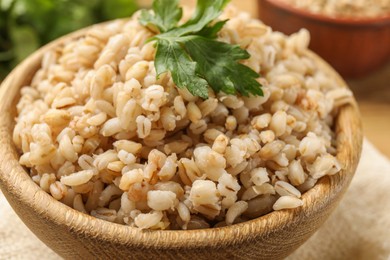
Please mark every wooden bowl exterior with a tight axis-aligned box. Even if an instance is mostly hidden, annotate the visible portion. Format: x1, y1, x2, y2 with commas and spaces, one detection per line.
0, 26, 362, 259
258, 0, 390, 78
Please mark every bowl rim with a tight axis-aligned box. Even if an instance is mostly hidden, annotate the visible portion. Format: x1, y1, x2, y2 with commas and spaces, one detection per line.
0, 22, 363, 251
263, 0, 390, 26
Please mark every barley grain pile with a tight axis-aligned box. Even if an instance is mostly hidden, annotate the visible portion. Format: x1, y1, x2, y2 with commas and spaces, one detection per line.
13, 6, 353, 230
279, 0, 390, 18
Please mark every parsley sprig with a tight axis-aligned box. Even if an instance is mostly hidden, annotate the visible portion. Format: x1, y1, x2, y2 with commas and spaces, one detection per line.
140, 0, 263, 99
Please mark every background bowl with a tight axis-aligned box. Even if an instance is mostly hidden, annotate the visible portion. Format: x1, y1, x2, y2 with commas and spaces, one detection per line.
258, 0, 390, 78
0, 26, 362, 259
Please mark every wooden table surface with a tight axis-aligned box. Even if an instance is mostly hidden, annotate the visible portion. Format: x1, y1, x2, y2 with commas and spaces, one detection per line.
235, 0, 390, 158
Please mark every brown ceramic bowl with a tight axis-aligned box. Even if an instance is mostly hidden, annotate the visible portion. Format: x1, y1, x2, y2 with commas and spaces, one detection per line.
0, 24, 362, 259
258, 0, 390, 78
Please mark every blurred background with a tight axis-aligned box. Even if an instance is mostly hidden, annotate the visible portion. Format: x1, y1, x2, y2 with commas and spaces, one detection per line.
0, 0, 139, 79
0, 0, 389, 157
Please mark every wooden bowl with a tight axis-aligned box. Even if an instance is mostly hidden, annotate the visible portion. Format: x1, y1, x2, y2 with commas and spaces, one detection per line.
258, 0, 390, 78
0, 25, 362, 259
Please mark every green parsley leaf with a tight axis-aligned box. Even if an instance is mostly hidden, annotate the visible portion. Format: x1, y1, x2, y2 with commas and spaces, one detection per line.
197, 20, 228, 39
140, 0, 263, 98
183, 36, 263, 97
139, 0, 182, 33
159, 0, 229, 38
155, 38, 209, 99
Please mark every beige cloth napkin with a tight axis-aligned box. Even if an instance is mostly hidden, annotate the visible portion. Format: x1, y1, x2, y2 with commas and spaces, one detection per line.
1, 139, 390, 260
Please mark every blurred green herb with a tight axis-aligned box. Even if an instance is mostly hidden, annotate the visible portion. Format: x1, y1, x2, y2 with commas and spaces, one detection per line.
0, 0, 138, 80
140, 0, 263, 99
